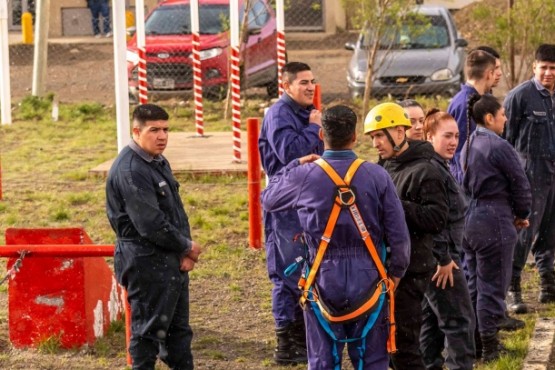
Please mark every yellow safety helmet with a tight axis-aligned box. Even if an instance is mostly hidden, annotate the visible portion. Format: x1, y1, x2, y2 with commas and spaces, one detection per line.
363, 102, 411, 134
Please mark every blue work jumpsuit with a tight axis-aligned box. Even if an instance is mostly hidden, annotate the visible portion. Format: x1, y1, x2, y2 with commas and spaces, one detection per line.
448, 84, 480, 184
262, 150, 410, 369
106, 141, 194, 370
420, 153, 475, 370
258, 93, 324, 328
461, 127, 531, 335
504, 78, 555, 282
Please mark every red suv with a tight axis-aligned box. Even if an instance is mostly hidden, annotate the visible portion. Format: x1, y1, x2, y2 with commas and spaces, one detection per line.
126, 0, 279, 101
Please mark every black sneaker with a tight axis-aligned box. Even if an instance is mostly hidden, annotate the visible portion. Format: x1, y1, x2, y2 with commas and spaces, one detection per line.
497, 316, 525, 331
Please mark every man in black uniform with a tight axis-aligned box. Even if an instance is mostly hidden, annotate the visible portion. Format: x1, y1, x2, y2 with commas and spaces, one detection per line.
106, 104, 201, 369
365, 102, 449, 370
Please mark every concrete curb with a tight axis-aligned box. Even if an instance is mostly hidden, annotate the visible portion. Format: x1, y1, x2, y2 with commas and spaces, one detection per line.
522, 317, 555, 370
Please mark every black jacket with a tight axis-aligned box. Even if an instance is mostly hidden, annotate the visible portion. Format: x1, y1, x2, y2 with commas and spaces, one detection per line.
382, 140, 449, 274
106, 141, 192, 256
430, 153, 468, 266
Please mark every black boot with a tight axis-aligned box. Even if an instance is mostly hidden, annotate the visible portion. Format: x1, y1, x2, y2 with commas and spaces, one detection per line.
480, 332, 501, 363
506, 276, 528, 314
497, 313, 525, 331
289, 320, 307, 353
274, 324, 307, 365
539, 271, 555, 303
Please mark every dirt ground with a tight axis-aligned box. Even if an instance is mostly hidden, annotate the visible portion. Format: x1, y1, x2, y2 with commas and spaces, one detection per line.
6, 35, 354, 107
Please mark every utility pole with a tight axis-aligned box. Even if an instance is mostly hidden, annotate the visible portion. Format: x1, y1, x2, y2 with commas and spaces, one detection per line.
508, 0, 516, 88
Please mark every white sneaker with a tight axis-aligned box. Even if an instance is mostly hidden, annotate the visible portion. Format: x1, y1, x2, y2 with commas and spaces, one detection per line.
105, 32, 113, 38
94, 34, 101, 38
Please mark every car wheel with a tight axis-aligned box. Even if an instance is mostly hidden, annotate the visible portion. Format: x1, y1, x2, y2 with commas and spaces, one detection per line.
203, 85, 227, 101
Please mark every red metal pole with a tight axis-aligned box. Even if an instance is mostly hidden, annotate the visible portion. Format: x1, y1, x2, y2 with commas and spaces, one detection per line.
124, 289, 132, 366
0, 244, 114, 257
138, 47, 148, 104
247, 118, 262, 249
313, 83, 322, 111
230, 46, 242, 162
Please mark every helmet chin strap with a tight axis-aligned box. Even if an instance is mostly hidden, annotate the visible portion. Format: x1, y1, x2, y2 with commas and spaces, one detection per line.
383, 128, 406, 152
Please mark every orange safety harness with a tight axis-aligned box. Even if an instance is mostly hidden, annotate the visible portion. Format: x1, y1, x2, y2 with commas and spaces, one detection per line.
298, 158, 398, 354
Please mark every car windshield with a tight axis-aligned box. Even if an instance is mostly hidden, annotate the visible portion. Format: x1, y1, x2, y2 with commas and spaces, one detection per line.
145, 5, 229, 35
362, 15, 449, 50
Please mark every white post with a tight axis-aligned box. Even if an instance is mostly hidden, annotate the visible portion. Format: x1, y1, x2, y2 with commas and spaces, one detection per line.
113, 0, 131, 152
276, 0, 285, 97
191, 0, 204, 136
0, 0, 12, 124
230, 0, 241, 162
31, 0, 50, 97
135, 0, 147, 104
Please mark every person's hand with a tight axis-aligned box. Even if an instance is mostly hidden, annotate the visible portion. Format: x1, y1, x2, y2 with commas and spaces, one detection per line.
309, 109, 322, 127
180, 256, 196, 271
431, 260, 459, 289
187, 241, 202, 262
299, 154, 320, 165
389, 276, 400, 292
514, 218, 530, 230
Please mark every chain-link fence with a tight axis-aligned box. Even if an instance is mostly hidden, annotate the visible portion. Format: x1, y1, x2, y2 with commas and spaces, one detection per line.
4, 0, 532, 109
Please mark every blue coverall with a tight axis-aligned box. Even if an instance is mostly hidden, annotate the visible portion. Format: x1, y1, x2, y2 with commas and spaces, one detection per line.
448, 84, 479, 184
106, 141, 194, 370
258, 93, 324, 328
262, 150, 410, 369
420, 153, 475, 370
504, 78, 555, 283
461, 127, 531, 336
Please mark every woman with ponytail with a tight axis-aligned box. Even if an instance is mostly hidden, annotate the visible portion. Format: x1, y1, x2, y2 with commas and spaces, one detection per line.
461, 94, 531, 362
420, 110, 475, 369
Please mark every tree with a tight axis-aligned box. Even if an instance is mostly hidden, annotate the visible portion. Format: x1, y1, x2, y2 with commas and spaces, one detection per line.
343, 0, 421, 118
471, 0, 555, 89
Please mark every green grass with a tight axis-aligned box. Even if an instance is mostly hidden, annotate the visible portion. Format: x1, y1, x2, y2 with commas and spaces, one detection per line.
0, 96, 549, 369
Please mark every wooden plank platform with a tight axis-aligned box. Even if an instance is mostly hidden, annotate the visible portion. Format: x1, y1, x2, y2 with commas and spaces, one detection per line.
89, 132, 250, 176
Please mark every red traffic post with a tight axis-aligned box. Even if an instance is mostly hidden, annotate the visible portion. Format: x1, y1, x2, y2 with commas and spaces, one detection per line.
247, 117, 263, 249
1, 228, 124, 350
313, 83, 322, 111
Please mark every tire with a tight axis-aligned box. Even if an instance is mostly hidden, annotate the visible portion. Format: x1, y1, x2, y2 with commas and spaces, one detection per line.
203, 85, 227, 101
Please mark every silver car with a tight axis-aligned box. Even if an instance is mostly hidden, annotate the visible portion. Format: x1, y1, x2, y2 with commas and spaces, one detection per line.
345, 5, 468, 99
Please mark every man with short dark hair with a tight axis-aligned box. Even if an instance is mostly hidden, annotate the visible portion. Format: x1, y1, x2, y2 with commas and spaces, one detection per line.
258, 61, 324, 365
262, 105, 410, 369
448, 50, 497, 183
475, 46, 503, 89
106, 104, 201, 369
504, 44, 555, 313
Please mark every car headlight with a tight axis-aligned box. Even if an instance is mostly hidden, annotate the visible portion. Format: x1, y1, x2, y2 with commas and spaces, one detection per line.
127, 50, 139, 66
355, 70, 366, 82
193, 48, 223, 61
431, 68, 453, 81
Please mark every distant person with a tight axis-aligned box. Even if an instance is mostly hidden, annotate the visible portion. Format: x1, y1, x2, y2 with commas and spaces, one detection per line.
106, 104, 201, 369
88, 0, 112, 38
258, 61, 324, 365
399, 99, 425, 141
420, 109, 475, 369
462, 94, 531, 362
448, 50, 497, 183
475, 46, 503, 91
262, 105, 410, 369
365, 102, 449, 370
504, 44, 555, 314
